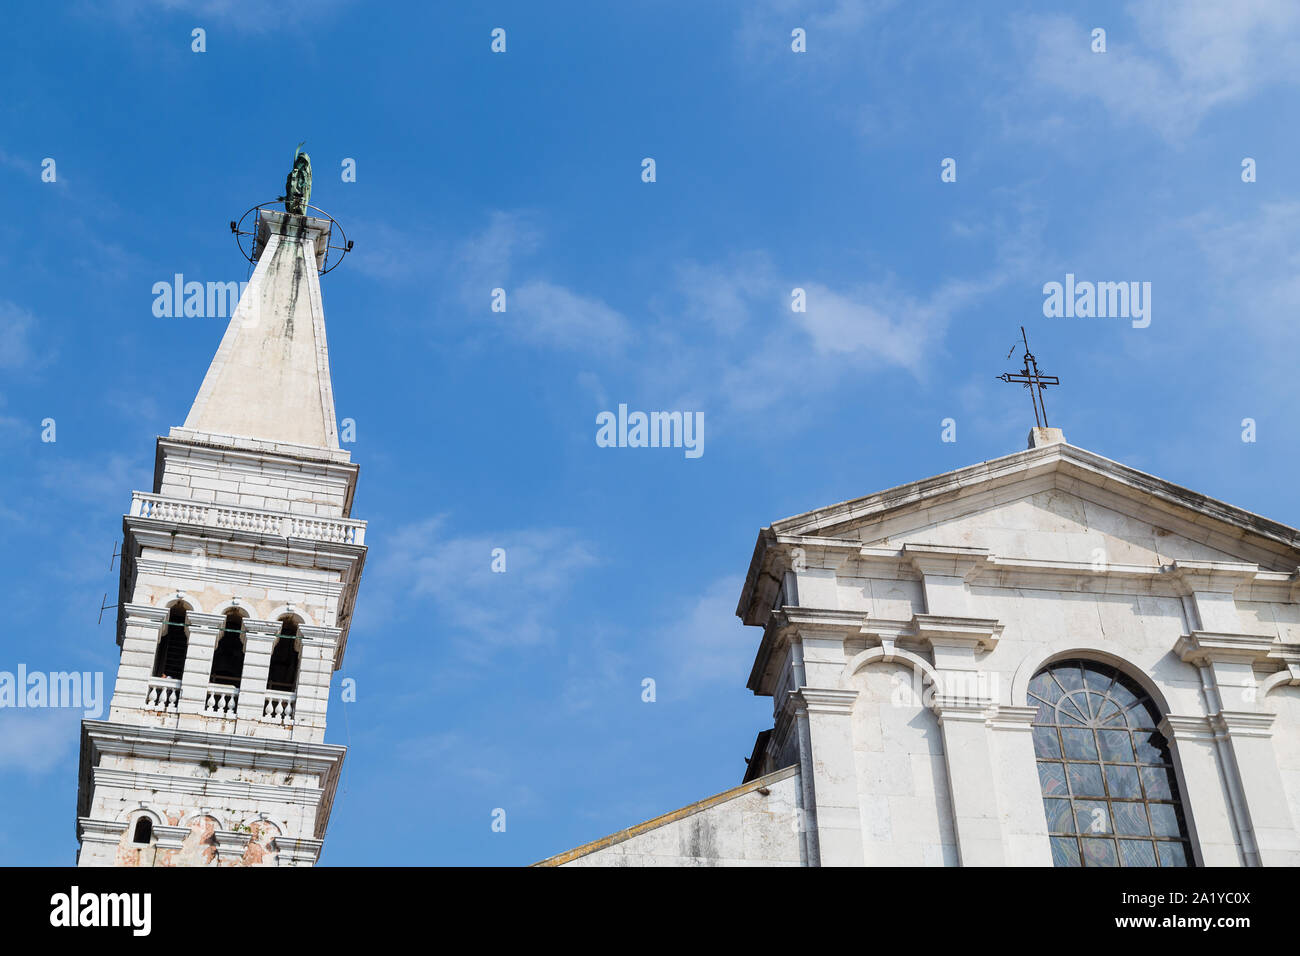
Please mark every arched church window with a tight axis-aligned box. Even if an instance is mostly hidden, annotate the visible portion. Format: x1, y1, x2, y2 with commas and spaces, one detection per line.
1029, 659, 1193, 867
131, 816, 153, 844
151, 604, 189, 679
209, 612, 246, 686
267, 619, 301, 692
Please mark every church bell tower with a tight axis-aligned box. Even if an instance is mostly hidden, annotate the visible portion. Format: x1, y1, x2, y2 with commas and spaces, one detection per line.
75, 162, 366, 866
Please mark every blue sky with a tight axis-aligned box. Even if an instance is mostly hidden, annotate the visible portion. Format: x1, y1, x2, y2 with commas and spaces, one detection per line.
2, 1, 1299, 865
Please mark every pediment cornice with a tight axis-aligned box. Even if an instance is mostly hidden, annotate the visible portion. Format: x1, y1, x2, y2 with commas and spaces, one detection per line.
739, 442, 1300, 626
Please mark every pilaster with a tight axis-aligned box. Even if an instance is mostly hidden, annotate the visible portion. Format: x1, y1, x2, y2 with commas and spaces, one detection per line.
987, 705, 1053, 865
1173, 628, 1300, 865
178, 613, 223, 718
791, 687, 862, 866
1159, 715, 1245, 866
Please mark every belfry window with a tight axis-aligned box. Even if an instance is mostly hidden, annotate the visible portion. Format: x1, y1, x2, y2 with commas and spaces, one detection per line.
209, 613, 246, 687
267, 619, 301, 692
1030, 659, 1193, 867
131, 817, 153, 845
151, 604, 189, 679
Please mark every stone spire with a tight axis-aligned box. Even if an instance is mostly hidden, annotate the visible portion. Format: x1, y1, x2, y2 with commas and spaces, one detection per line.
180, 211, 340, 451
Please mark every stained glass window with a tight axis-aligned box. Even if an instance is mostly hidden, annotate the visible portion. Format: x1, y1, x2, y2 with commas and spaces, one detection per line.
1030, 659, 1193, 867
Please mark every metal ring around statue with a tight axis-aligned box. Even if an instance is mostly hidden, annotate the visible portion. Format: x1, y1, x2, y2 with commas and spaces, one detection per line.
231, 201, 353, 275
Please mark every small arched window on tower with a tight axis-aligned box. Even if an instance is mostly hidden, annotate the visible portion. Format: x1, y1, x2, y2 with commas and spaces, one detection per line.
267, 618, 301, 693
209, 612, 246, 686
151, 604, 189, 679
131, 816, 153, 845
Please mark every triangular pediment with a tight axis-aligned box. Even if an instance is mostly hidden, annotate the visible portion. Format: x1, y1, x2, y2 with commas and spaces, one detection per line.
740, 441, 1300, 622
776, 443, 1300, 570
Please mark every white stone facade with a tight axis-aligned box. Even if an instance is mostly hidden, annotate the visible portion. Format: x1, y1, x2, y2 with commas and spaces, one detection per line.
552, 428, 1300, 866
76, 211, 365, 867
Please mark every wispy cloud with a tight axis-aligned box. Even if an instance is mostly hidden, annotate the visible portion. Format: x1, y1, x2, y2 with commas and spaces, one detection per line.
374, 517, 600, 660
1016, 3, 1300, 141
91, 0, 355, 33
656, 575, 753, 694
0, 301, 44, 372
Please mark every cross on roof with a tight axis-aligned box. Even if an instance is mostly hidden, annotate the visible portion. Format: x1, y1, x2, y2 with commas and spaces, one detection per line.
997, 326, 1060, 428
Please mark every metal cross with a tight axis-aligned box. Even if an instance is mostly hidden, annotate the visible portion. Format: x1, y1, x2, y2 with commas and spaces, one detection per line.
997, 326, 1060, 428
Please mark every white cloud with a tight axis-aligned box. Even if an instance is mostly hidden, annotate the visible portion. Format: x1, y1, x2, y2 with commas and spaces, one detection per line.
1019, 3, 1300, 141
0, 301, 39, 371
512, 280, 632, 354
376, 518, 600, 659
93, 0, 353, 32
658, 575, 753, 692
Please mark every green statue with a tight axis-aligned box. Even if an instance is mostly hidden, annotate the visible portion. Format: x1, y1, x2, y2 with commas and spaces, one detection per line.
280, 143, 312, 215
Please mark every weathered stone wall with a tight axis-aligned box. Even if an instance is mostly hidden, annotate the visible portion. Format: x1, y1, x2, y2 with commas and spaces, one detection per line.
555, 766, 802, 867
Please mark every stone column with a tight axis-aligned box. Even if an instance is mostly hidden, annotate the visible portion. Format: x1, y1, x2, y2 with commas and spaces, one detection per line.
109, 605, 169, 716
178, 612, 222, 717
294, 627, 339, 740
238, 620, 279, 724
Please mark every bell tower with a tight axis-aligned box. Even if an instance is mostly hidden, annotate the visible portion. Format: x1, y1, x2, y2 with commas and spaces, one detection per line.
75, 169, 366, 867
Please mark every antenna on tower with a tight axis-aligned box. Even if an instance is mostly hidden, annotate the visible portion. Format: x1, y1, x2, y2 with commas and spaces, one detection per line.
98, 593, 119, 627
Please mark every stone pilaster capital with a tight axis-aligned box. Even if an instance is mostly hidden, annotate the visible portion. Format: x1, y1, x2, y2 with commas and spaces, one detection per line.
933, 698, 994, 723
1168, 560, 1259, 594
1210, 710, 1277, 738
1175, 631, 1276, 666
213, 829, 252, 862
77, 818, 127, 845
185, 612, 225, 632
902, 543, 991, 579
243, 620, 283, 640
792, 686, 858, 716
122, 604, 170, 627
1159, 714, 1215, 742
299, 625, 342, 644
154, 825, 190, 850
988, 705, 1038, 730
912, 613, 1002, 651
271, 835, 323, 865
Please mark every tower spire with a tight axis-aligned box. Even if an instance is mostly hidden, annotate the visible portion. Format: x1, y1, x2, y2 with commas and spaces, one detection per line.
181, 208, 340, 450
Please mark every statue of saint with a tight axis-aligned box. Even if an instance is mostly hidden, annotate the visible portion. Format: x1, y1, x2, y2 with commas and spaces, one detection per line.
280, 144, 312, 215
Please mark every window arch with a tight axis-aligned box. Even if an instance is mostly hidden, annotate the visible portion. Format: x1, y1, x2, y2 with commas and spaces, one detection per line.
131, 816, 153, 845
1029, 659, 1193, 867
267, 618, 301, 693
209, 612, 246, 686
152, 603, 189, 679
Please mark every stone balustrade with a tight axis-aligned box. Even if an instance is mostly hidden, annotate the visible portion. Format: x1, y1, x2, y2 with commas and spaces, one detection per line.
262, 690, 296, 724
130, 491, 365, 545
144, 678, 182, 712
204, 686, 239, 716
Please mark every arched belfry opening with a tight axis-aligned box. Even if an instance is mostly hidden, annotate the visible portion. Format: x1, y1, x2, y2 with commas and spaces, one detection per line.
209, 611, 246, 686
268, 618, 301, 693
152, 603, 189, 680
